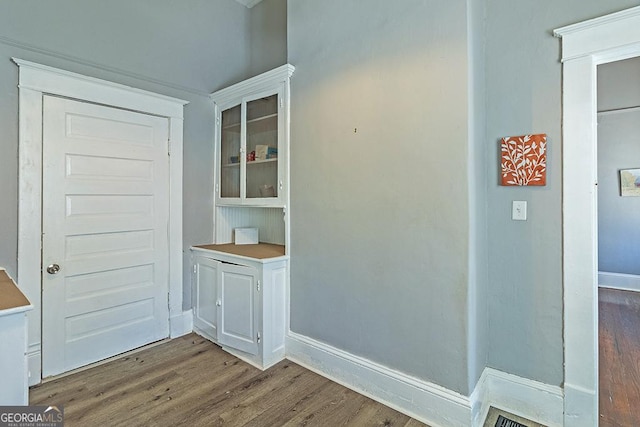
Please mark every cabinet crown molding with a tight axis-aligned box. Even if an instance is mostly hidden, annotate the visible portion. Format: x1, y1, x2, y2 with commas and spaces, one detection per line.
210, 64, 295, 107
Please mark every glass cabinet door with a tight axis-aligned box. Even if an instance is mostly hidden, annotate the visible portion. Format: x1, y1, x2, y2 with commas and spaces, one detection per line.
245, 94, 279, 200
220, 104, 241, 198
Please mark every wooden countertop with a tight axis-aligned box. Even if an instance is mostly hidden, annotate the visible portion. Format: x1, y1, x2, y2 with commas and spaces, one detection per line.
0, 269, 32, 314
193, 243, 286, 260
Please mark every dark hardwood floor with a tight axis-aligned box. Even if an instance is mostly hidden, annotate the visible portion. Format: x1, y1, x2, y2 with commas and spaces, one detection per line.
599, 287, 640, 427
30, 334, 427, 427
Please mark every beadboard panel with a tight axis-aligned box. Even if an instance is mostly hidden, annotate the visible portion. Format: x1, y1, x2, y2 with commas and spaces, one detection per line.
215, 206, 285, 245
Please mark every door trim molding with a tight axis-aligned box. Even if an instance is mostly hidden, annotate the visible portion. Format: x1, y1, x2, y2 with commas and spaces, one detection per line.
13, 58, 188, 385
554, 6, 640, 426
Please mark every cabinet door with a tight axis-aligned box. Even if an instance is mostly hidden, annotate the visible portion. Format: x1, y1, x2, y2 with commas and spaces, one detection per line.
192, 256, 219, 341
219, 104, 241, 200
218, 262, 259, 355
215, 89, 285, 206
244, 90, 282, 202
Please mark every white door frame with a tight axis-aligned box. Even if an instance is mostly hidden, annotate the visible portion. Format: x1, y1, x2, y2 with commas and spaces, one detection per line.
14, 58, 188, 385
554, 7, 640, 426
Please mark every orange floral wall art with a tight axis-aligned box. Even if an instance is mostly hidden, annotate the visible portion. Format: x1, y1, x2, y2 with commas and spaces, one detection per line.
500, 134, 547, 186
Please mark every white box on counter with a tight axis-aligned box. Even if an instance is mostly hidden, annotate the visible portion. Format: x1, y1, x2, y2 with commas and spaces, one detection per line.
234, 227, 259, 245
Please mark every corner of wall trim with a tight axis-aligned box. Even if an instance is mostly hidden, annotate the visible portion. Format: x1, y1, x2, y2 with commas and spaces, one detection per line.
472, 367, 564, 427
170, 310, 193, 338
285, 331, 472, 427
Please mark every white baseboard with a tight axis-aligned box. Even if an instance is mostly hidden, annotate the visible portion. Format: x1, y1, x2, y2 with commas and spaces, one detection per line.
598, 271, 640, 292
27, 345, 41, 387
471, 368, 563, 427
286, 331, 472, 427
563, 382, 597, 427
170, 309, 193, 338
286, 331, 564, 427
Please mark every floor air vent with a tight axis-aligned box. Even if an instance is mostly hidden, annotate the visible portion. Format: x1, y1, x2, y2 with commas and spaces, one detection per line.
495, 415, 527, 427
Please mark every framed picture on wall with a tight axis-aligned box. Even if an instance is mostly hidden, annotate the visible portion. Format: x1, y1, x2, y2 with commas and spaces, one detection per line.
620, 168, 640, 197
500, 133, 547, 186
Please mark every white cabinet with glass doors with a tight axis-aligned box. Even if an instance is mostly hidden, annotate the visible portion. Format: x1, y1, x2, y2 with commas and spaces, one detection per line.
212, 64, 294, 207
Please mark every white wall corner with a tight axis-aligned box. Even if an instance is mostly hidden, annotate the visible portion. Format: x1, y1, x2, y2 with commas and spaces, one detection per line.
469, 370, 490, 427
471, 368, 564, 427
170, 310, 193, 338
285, 332, 472, 427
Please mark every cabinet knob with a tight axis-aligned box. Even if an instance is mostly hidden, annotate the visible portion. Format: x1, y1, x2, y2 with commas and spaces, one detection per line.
216, 300, 221, 307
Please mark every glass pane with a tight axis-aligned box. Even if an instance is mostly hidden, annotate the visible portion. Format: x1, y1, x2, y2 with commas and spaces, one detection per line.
220, 105, 241, 198
246, 94, 278, 199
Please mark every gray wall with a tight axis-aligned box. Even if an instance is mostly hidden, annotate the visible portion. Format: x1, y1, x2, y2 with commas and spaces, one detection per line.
598, 57, 640, 112
250, 0, 287, 76
0, 0, 253, 309
289, 0, 640, 395
484, 0, 640, 386
598, 58, 640, 276
288, 0, 472, 394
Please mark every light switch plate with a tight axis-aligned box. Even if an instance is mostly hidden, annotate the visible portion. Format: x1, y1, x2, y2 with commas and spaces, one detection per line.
512, 201, 527, 221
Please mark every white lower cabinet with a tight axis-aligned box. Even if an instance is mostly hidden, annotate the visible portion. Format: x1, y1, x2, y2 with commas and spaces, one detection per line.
0, 270, 32, 405
218, 262, 259, 355
192, 256, 219, 342
191, 245, 287, 370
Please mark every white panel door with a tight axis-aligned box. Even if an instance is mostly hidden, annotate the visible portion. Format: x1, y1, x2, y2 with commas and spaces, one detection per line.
218, 263, 259, 355
42, 96, 170, 377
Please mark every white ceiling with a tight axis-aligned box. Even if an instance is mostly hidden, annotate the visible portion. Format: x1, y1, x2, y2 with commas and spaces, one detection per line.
234, 0, 264, 8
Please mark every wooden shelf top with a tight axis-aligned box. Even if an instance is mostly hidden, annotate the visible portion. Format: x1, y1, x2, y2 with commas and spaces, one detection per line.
0, 269, 32, 313
194, 243, 286, 260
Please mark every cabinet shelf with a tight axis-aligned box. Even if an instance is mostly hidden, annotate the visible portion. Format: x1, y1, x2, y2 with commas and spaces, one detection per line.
222, 158, 278, 168
222, 113, 278, 132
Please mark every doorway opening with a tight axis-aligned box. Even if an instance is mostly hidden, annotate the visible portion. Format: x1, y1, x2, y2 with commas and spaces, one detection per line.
596, 57, 640, 425
554, 6, 640, 426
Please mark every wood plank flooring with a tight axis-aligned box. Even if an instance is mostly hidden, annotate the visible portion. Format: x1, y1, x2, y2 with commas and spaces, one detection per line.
599, 287, 640, 427
30, 334, 427, 427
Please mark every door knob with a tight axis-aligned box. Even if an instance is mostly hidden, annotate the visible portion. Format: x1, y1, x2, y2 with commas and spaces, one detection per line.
46, 264, 61, 274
